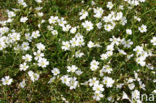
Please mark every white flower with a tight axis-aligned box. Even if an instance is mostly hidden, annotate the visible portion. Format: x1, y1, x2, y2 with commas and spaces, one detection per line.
90, 60, 99, 71
62, 24, 71, 32
151, 36, 156, 45
34, 50, 44, 60
127, 78, 135, 83
49, 16, 58, 24
28, 71, 40, 82
134, 16, 141, 22
1, 76, 13, 85
93, 7, 104, 18
100, 53, 108, 60
133, 46, 144, 54
120, 17, 127, 25
51, 68, 60, 76
126, 54, 134, 61
36, 43, 45, 51
140, 51, 148, 59
107, 2, 114, 10
61, 75, 70, 85
47, 25, 53, 30
93, 84, 104, 93
128, 83, 135, 90
72, 36, 85, 47
20, 17, 28, 23
125, 0, 139, 6
75, 50, 84, 58
18, 0, 27, 7
82, 20, 93, 31
104, 24, 113, 32
7, 10, 16, 18
146, 63, 154, 70
0, 27, 9, 35
122, 39, 133, 48
119, 5, 124, 10
37, 12, 43, 17
89, 77, 99, 87
38, 58, 49, 68
14, 44, 21, 51
91, 1, 95, 5
32, 30, 40, 38
22, 54, 32, 62
58, 18, 67, 26
103, 77, 115, 88
20, 80, 26, 88
139, 0, 145, 2
152, 90, 156, 94
48, 77, 56, 84
118, 49, 127, 55
70, 27, 77, 34
10, 32, 21, 42
107, 96, 115, 102
78, 39, 85, 47
0, 41, 6, 50
79, 9, 88, 20
102, 65, 113, 74
138, 24, 147, 33
25, 33, 32, 42
106, 51, 113, 57
35, 0, 42, 3
21, 42, 30, 51
126, 29, 132, 35
51, 30, 58, 35
109, 36, 121, 46
75, 70, 83, 75
135, 57, 146, 66
106, 44, 114, 51
67, 65, 78, 73
115, 12, 123, 21
116, 83, 124, 89
93, 92, 104, 101
70, 38, 78, 47
19, 62, 29, 71
96, 22, 102, 29
62, 41, 70, 51
90, 60, 99, 66
68, 77, 78, 90
87, 41, 95, 48
139, 81, 145, 90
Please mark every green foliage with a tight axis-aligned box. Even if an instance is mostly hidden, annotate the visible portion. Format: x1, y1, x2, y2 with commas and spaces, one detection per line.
0, 0, 155, 103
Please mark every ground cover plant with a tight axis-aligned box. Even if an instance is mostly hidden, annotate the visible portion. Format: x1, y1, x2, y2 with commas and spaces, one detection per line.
0, 0, 156, 103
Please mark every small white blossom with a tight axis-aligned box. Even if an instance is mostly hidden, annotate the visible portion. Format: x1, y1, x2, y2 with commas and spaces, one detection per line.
20, 80, 26, 88
51, 68, 60, 76
107, 2, 114, 10
20, 17, 28, 23
126, 29, 132, 35
82, 20, 93, 31
1, 76, 13, 85
28, 71, 40, 82
103, 77, 115, 88
19, 62, 29, 71
38, 58, 49, 68
67, 65, 78, 73
22, 54, 32, 62
138, 24, 147, 33
151, 37, 156, 45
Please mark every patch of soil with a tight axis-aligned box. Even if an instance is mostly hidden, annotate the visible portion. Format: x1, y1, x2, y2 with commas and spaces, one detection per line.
0, 9, 7, 21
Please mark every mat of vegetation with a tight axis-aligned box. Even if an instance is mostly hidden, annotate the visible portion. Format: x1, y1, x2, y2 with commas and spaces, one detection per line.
0, 0, 155, 103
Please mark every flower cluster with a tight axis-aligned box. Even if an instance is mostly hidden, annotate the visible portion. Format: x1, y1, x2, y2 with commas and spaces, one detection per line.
0, 0, 155, 102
